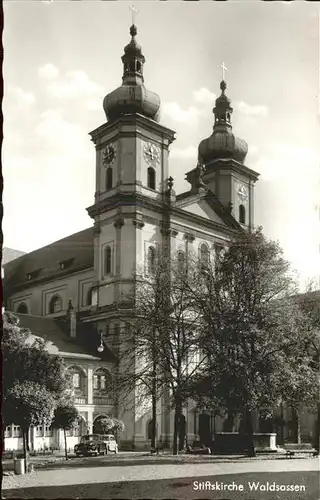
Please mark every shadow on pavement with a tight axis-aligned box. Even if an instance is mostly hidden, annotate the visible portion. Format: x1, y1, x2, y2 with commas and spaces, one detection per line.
3, 454, 295, 473
2, 472, 318, 499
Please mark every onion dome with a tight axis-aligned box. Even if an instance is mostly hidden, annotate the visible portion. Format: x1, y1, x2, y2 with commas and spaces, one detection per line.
198, 80, 248, 165
103, 25, 161, 122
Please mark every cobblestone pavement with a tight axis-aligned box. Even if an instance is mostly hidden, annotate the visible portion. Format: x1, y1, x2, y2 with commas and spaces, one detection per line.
2, 458, 319, 499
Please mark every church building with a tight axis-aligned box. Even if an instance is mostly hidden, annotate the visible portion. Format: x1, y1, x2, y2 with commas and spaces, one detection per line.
4, 22, 261, 450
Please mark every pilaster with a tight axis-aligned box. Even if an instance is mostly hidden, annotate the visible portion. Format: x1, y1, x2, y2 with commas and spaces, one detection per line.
87, 368, 93, 405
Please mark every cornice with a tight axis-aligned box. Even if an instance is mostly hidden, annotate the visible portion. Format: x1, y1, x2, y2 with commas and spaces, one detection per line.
87, 191, 240, 237
205, 158, 260, 182
89, 113, 176, 146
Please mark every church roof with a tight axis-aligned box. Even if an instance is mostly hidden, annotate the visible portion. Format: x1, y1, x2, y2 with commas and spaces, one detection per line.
176, 189, 241, 230
2, 247, 26, 265
4, 227, 94, 291
15, 313, 115, 362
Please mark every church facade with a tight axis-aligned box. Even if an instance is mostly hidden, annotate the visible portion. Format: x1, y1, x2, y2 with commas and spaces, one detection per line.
4, 21, 286, 451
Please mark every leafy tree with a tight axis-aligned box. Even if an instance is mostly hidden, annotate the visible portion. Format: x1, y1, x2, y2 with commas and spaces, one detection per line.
3, 381, 56, 465
111, 418, 125, 441
93, 417, 125, 439
294, 285, 320, 449
94, 416, 115, 434
51, 403, 80, 460
3, 312, 69, 465
185, 227, 318, 456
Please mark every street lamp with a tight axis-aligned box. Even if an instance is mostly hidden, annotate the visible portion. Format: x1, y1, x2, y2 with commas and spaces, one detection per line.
97, 330, 104, 353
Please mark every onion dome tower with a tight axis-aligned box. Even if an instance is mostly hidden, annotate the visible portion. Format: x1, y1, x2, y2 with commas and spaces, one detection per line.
103, 24, 161, 122
198, 80, 248, 165
196, 75, 259, 229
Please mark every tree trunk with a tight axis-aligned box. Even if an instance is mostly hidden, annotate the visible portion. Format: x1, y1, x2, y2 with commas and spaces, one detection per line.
315, 402, 320, 453
151, 357, 157, 449
22, 427, 29, 471
245, 409, 256, 457
64, 429, 68, 460
173, 397, 182, 455
279, 403, 285, 445
292, 408, 301, 444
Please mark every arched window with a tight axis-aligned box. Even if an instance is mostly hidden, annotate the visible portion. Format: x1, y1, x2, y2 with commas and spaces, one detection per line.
67, 366, 86, 392
147, 246, 156, 275
129, 60, 135, 72
136, 61, 141, 72
49, 294, 63, 314
17, 302, 28, 314
104, 246, 112, 276
106, 167, 113, 190
199, 243, 210, 268
93, 368, 112, 393
177, 251, 185, 273
239, 204, 246, 224
147, 167, 156, 190
86, 288, 93, 306
72, 372, 80, 388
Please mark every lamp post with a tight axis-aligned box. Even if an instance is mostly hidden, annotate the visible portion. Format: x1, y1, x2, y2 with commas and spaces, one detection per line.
97, 330, 104, 353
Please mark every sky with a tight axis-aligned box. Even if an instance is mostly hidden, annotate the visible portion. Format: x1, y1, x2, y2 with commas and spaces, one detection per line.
3, 1, 320, 290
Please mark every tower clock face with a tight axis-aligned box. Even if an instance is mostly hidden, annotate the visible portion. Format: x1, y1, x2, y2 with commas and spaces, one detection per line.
237, 184, 248, 201
102, 143, 117, 166
143, 142, 160, 167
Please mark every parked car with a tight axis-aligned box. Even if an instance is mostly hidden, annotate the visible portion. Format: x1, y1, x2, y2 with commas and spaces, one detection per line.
74, 434, 107, 457
102, 434, 119, 454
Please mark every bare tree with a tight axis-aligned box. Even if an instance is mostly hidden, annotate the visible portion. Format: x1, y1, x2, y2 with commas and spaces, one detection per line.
116, 253, 207, 455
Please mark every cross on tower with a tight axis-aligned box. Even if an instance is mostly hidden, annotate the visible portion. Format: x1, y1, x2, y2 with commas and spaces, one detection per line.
129, 5, 138, 25
219, 62, 228, 81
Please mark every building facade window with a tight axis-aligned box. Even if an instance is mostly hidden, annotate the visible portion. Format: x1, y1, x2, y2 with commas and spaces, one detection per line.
44, 425, 53, 437
72, 373, 80, 388
106, 167, 113, 190
49, 294, 63, 314
239, 204, 246, 224
17, 302, 28, 314
86, 288, 93, 306
93, 368, 112, 393
147, 246, 156, 275
36, 425, 43, 437
5, 425, 12, 438
12, 425, 22, 438
199, 243, 210, 267
104, 246, 112, 276
147, 167, 156, 190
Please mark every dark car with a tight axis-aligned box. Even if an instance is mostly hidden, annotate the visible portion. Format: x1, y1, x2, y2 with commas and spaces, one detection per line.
74, 434, 107, 457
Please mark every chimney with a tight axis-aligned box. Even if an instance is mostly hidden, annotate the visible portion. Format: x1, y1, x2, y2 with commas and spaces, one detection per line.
67, 299, 77, 338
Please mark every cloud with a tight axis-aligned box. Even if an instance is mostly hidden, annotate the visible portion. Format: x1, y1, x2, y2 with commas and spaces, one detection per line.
46, 70, 104, 99
170, 145, 197, 160
86, 99, 102, 111
162, 102, 201, 124
7, 86, 36, 106
248, 145, 259, 156
38, 63, 59, 80
236, 101, 269, 117
34, 109, 86, 151
193, 87, 216, 106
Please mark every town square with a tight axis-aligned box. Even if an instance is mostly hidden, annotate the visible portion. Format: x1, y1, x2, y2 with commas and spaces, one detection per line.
2, 0, 319, 498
